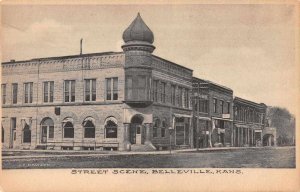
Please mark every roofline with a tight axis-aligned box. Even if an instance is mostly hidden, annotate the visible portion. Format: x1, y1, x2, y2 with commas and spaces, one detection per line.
2, 51, 124, 65
152, 55, 193, 72
192, 76, 233, 93
234, 96, 266, 108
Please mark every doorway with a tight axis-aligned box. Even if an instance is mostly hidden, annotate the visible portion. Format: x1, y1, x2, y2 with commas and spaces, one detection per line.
130, 115, 144, 145
41, 118, 54, 143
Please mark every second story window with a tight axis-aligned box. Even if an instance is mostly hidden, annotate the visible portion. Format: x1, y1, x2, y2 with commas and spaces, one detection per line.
161, 82, 166, 103
153, 80, 159, 102
1, 84, 6, 104
64, 80, 75, 102
106, 77, 118, 101
84, 79, 96, 101
12, 83, 18, 104
199, 99, 209, 113
171, 85, 176, 105
43, 81, 54, 103
227, 102, 230, 114
24, 82, 33, 103
213, 98, 217, 113
177, 87, 183, 107
220, 100, 224, 114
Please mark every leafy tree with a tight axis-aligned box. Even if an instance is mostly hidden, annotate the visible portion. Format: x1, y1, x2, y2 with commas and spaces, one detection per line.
266, 106, 295, 146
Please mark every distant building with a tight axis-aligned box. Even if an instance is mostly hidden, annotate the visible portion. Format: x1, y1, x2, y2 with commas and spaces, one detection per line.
232, 97, 269, 147
192, 77, 233, 148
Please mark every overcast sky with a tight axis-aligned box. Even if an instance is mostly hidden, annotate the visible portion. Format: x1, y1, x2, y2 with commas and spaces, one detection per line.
2, 4, 298, 115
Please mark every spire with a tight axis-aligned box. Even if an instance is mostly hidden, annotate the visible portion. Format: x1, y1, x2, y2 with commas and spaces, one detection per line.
122, 13, 154, 44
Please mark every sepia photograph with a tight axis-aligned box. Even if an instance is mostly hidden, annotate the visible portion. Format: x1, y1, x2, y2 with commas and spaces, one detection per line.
1, 1, 299, 192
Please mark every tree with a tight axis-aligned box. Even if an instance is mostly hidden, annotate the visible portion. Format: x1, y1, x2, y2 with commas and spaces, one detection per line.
266, 106, 295, 146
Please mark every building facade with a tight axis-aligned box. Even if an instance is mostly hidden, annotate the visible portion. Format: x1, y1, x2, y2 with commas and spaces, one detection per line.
192, 77, 233, 148
232, 97, 268, 147
1, 13, 193, 151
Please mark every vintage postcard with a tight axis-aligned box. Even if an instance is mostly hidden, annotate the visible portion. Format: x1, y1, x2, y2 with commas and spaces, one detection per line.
0, 0, 299, 192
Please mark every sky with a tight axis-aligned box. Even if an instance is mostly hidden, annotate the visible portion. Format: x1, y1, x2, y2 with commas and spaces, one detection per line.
2, 3, 298, 115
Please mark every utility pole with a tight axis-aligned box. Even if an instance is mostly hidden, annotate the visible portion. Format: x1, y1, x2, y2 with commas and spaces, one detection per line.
80, 38, 83, 55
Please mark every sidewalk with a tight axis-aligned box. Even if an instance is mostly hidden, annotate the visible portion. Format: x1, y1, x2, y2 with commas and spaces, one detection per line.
2, 146, 291, 160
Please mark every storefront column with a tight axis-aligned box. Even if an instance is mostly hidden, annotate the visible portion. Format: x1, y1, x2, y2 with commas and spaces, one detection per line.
247, 128, 250, 146
237, 127, 240, 147
241, 128, 243, 147
123, 123, 131, 151
144, 123, 154, 147
252, 129, 254, 146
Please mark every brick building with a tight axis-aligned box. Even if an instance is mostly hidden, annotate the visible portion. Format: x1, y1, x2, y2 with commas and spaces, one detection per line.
192, 77, 234, 148
1, 13, 193, 151
232, 97, 268, 147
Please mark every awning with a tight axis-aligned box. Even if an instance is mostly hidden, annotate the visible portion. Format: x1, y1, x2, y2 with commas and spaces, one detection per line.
82, 117, 95, 126
62, 117, 74, 127
105, 116, 118, 125
173, 113, 192, 118
211, 117, 233, 122
198, 116, 211, 121
234, 124, 250, 129
21, 117, 32, 128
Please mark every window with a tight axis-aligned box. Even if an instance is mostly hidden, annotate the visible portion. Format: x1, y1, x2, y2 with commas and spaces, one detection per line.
137, 76, 146, 100
153, 80, 159, 102
1, 84, 6, 104
64, 80, 75, 102
83, 119, 95, 138
171, 85, 176, 105
126, 76, 133, 99
12, 83, 18, 104
183, 88, 189, 108
161, 120, 166, 137
220, 100, 224, 114
213, 98, 217, 113
106, 78, 118, 100
161, 82, 166, 103
43, 81, 54, 103
177, 87, 183, 107
10, 118, 16, 145
23, 124, 31, 143
63, 121, 74, 138
2, 126, 4, 143
153, 119, 160, 138
84, 79, 96, 101
105, 120, 117, 138
227, 102, 230, 114
24, 82, 33, 103
199, 99, 209, 113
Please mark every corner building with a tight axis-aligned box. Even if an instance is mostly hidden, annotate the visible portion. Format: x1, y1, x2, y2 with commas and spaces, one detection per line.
1, 13, 193, 151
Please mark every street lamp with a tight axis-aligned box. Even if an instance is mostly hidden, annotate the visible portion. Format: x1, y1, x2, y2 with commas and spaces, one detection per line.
168, 126, 174, 154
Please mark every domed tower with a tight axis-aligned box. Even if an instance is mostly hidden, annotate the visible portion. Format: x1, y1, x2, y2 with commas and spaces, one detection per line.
122, 13, 155, 106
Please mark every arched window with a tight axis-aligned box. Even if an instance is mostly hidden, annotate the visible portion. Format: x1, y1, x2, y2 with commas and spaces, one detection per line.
83, 117, 95, 138
153, 118, 160, 138
23, 124, 31, 143
161, 119, 166, 138
105, 119, 117, 138
63, 118, 74, 138
2, 126, 4, 143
